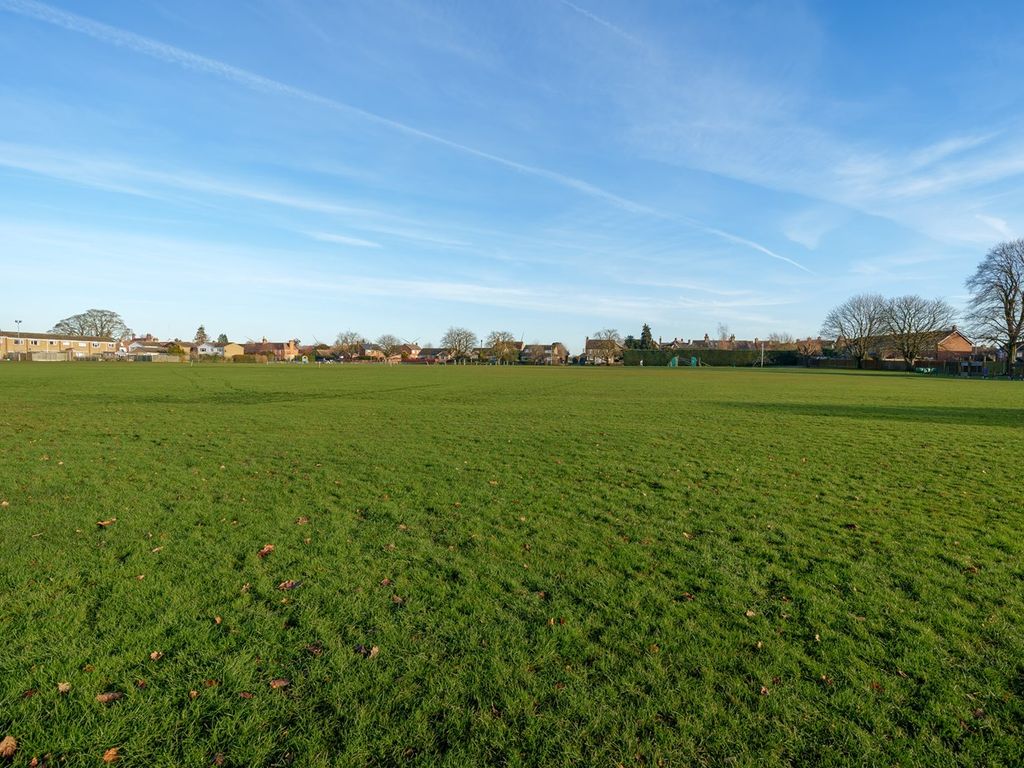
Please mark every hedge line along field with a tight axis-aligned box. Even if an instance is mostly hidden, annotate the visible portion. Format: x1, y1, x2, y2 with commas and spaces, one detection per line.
0, 363, 1022, 767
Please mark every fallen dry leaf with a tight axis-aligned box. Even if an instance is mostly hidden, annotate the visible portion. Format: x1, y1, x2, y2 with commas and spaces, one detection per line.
22, 689, 36, 698
135, 575, 145, 581
101, 747, 119, 763
305, 643, 323, 657
759, 686, 770, 696
135, 680, 146, 689
189, 690, 199, 700
0, 736, 16, 758
96, 518, 117, 528
269, 678, 290, 689
95, 692, 123, 704
0, 500, 8, 508
203, 679, 219, 688
391, 594, 404, 605
379, 578, 393, 587
149, 651, 163, 661
296, 516, 310, 525
214, 616, 222, 625
213, 754, 225, 766
57, 682, 71, 694
870, 681, 884, 693
238, 691, 253, 699
277, 580, 301, 591
745, 609, 756, 618
257, 544, 275, 559
151, 546, 163, 553
368, 645, 380, 659
398, 523, 408, 531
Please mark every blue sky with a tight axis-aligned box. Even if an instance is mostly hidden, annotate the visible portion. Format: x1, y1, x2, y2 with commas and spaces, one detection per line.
2, 0, 1023, 350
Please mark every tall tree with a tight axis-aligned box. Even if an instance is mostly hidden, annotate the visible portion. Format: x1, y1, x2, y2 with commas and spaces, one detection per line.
820, 293, 887, 368
441, 326, 476, 362
375, 334, 401, 361
639, 323, 655, 349
884, 295, 958, 370
966, 240, 1024, 375
591, 328, 623, 364
335, 330, 366, 355
193, 325, 208, 345
486, 330, 519, 363
51, 309, 131, 341
216, 333, 229, 345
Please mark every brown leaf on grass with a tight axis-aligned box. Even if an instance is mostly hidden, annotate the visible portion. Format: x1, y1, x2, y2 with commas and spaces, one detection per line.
870, 681, 884, 692
135, 575, 145, 581
648, 644, 660, 654
82, 664, 95, 673
682, 531, 695, 540
189, 690, 199, 700
745, 609, 757, 618
135, 680, 146, 689
203, 679, 219, 688
384, 543, 396, 552
354, 644, 376, 658
820, 674, 834, 686
151, 547, 163, 553
96, 518, 117, 528
379, 578, 393, 587
842, 523, 859, 530
368, 646, 379, 659
22, 689, 36, 698
296, 516, 309, 525
238, 691, 253, 699
277, 580, 301, 591
269, 678, 289, 689
304, 643, 323, 657
57, 682, 71, 694
398, 523, 408, 531
214, 616, 222, 625
391, 594, 404, 605
213, 753, 226, 766
0, 500, 9, 508
257, 544, 275, 559
759, 686, 770, 696
0, 736, 16, 758
680, 592, 695, 601
95, 692, 123, 704
101, 747, 119, 763
149, 651, 163, 661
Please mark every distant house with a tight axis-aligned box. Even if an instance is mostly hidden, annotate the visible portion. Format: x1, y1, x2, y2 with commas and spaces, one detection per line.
196, 342, 223, 357
0, 329, 116, 360
418, 347, 452, 363
244, 338, 299, 361
221, 342, 244, 359
521, 342, 569, 365
359, 343, 385, 360
584, 337, 623, 364
868, 326, 974, 364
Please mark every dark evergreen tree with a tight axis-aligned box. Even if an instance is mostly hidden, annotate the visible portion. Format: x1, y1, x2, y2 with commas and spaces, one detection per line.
639, 323, 655, 349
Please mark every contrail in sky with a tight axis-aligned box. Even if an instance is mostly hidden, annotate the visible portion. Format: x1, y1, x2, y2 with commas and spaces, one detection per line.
0, 0, 811, 273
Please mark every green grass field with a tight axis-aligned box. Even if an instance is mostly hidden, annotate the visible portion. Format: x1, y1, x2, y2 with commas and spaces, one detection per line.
1, 364, 1022, 767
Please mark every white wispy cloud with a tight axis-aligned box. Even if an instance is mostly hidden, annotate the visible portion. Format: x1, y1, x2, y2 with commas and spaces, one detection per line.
558, 0, 641, 46
973, 213, 1013, 239
304, 231, 382, 248
0, 0, 807, 272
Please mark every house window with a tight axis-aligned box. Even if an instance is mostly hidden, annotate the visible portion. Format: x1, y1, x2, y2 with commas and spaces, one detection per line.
91, 342, 99, 348
31, 340, 39, 346
13, 339, 21, 345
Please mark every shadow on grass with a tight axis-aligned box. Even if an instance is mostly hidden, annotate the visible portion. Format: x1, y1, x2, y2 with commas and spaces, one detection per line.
729, 401, 1024, 428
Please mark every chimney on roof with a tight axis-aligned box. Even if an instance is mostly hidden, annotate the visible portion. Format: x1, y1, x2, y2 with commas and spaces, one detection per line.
262, 336, 268, 343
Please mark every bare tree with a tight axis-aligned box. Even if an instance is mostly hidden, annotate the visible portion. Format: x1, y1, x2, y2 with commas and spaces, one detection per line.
335, 330, 366, 356
966, 240, 1024, 375
716, 323, 730, 341
375, 334, 401, 361
884, 295, 958, 370
486, 330, 519, 364
767, 332, 795, 347
51, 309, 132, 341
441, 326, 476, 362
591, 328, 623, 364
820, 293, 887, 368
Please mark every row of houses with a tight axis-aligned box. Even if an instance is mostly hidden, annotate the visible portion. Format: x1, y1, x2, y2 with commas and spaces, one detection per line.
582, 327, 982, 365
0, 325, 991, 367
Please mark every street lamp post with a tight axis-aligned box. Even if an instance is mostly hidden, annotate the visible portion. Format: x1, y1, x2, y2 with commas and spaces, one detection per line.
14, 319, 21, 362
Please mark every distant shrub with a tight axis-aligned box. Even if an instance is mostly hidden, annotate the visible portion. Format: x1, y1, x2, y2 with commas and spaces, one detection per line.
231, 354, 268, 364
